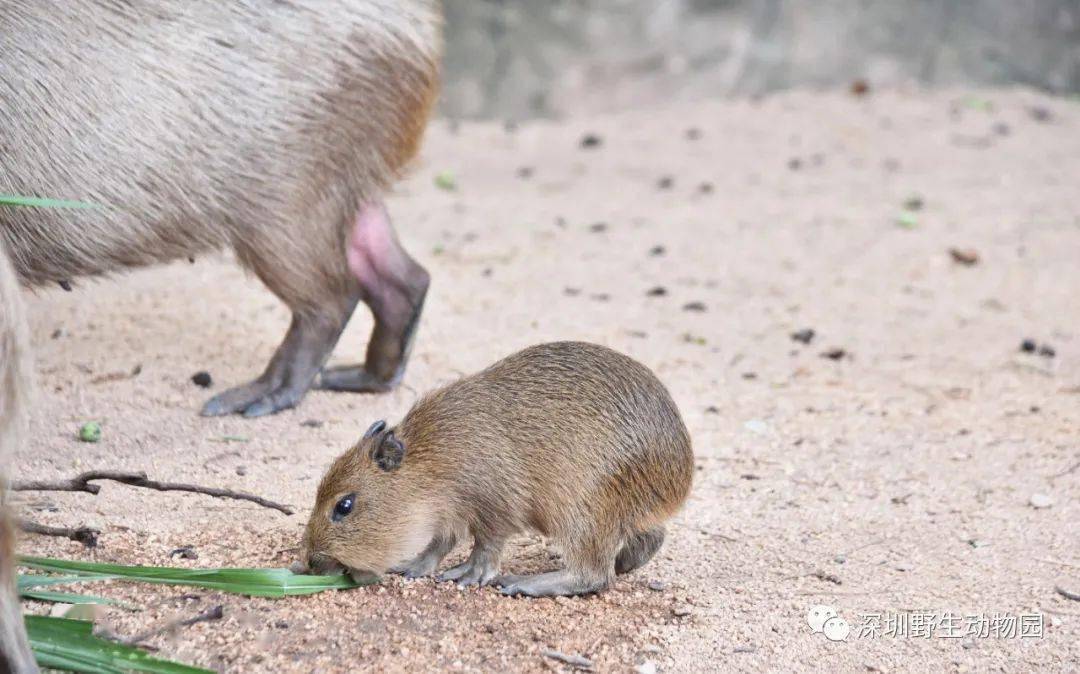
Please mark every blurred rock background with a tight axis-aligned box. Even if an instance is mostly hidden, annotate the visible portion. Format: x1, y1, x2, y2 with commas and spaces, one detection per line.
441, 0, 1080, 119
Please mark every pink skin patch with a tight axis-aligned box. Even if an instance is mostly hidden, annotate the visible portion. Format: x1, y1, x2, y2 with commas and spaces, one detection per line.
347, 203, 394, 293
347, 202, 415, 313
346, 201, 423, 352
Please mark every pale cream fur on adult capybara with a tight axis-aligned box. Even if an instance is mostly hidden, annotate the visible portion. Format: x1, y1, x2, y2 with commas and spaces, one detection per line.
299, 342, 694, 597
0, 0, 442, 418
0, 241, 36, 673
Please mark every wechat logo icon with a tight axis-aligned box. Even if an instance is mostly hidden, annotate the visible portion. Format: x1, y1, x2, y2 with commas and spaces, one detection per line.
807, 605, 850, 642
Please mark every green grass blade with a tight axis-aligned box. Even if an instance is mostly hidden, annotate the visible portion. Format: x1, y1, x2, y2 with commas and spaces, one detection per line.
26, 616, 211, 674
18, 574, 119, 591
19, 589, 131, 608
19, 556, 367, 597
0, 194, 98, 209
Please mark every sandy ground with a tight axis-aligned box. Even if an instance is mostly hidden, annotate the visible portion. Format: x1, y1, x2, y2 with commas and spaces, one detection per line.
10, 88, 1080, 672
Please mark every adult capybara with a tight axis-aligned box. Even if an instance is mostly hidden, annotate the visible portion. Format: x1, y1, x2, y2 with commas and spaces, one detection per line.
0, 0, 442, 417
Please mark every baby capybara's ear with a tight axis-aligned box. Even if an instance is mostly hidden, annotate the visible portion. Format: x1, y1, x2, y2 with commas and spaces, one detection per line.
371, 431, 406, 472
363, 419, 387, 439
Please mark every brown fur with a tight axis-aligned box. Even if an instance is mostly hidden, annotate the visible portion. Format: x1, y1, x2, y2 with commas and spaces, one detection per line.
0, 242, 37, 673
1, 1, 443, 417
300, 342, 694, 596
0, 1, 441, 293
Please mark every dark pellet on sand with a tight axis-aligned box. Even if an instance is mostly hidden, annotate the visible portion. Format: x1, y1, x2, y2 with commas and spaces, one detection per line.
791, 328, 816, 345
580, 133, 602, 149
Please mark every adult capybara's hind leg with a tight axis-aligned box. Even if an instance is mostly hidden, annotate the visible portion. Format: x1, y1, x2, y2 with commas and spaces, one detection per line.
201, 229, 362, 418
200, 307, 357, 418
317, 203, 429, 393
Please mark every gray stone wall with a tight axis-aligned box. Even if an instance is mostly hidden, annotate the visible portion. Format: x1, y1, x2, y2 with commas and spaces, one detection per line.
440, 0, 1080, 119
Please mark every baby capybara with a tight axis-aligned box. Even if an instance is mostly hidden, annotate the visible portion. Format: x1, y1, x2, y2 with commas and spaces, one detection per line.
300, 342, 693, 597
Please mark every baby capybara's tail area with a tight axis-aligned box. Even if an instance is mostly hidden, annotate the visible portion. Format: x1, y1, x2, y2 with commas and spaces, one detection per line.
615, 526, 666, 575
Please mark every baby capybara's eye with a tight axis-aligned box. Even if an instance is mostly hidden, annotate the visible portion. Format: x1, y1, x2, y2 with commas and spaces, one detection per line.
332, 493, 356, 522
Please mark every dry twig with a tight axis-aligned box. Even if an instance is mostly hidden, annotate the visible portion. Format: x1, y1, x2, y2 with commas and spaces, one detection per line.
1056, 586, 1080, 602
12, 470, 293, 515
17, 519, 99, 548
541, 650, 593, 671
120, 604, 225, 647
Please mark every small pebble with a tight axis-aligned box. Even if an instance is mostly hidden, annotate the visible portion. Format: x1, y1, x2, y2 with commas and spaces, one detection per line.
579, 133, 602, 149
191, 371, 213, 388
1020, 339, 1037, 353
672, 605, 693, 617
1029, 106, 1052, 123
170, 546, 198, 560
1029, 493, 1054, 509
647, 580, 666, 592
682, 301, 706, 312
589, 222, 608, 233
698, 182, 714, 194
903, 195, 925, 211
300, 419, 324, 428
949, 248, 979, 266
685, 127, 702, 140
790, 328, 815, 345
657, 176, 674, 190
646, 286, 667, 297
1038, 344, 1056, 358
649, 245, 666, 257
821, 348, 847, 361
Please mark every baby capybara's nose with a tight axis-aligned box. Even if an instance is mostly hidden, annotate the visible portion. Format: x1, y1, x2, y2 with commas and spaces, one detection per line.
303, 553, 345, 576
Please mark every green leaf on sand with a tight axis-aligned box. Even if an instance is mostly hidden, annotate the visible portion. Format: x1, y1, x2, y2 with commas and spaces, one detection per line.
18, 574, 117, 591
434, 170, 457, 191
896, 211, 919, 229
19, 556, 369, 598
78, 422, 102, 443
20, 589, 133, 608
27, 615, 211, 674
